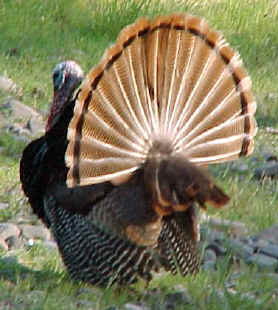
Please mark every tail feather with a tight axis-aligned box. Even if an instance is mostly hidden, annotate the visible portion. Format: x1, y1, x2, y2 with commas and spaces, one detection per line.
65, 14, 256, 188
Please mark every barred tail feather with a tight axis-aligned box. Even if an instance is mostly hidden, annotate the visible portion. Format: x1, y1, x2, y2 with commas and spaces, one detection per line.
65, 14, 256, 188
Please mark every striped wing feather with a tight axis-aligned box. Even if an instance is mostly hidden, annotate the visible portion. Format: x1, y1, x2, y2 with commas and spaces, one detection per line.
66, 14, 257, 187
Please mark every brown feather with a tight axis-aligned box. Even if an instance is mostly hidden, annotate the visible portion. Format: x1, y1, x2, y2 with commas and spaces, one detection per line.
66, 14, 256, 187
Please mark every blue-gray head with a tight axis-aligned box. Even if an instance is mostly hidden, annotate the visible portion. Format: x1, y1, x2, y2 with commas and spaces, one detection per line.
46, 60, 84, 132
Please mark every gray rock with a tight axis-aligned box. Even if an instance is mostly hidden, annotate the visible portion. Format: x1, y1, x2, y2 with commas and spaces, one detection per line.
5, 235, 25, 250
0, 75, 22, 96
1, 99, 40, 120
0, 223, 20, 239
0, 223, 20, 250
12, 211, 40, 225
255, 224, 278, 244
206, 242, 227, 256
204, 249, 217, 262
0, 99, 44, 136
207, 218, 248, 236
238, 236, 253, 245
0, 203, 9, 210
43, 240, 58, 250
246, 254, 278, 271
251, 239, 270, 249
254, 162, 278, 179
226, 239, 253, 260
203, 260, 216, 271
26, 117, 45, 134
264, 153, 278, 162
19, 224, 51, 240
200, 227, 226, 243
258, 244, 278, 259
164, 289, 193, 309
2, 125, 31, 144
230, 162, 249, 173
124, 304, 149, 310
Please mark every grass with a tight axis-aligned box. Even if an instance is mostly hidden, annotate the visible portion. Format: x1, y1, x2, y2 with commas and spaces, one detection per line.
1, 0, 278, 308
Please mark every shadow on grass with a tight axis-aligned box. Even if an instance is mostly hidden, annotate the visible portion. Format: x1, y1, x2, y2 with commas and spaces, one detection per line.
0, 255, 65, 289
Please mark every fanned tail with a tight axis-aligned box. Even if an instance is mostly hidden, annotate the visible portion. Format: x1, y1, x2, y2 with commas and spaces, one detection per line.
66, 14, 257, 189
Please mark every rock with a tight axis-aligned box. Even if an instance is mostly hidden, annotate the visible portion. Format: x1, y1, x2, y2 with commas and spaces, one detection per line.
0, 75, 22, 96
164, 289, 193, 309
258, 245, 278, 259
0, 223, 20, 250
230, 162, 249, 173
207, 218, 248, 236
12, 215, 38, 226
246, 254, 278, 271
0, 203, 9, 210
0, 98, 44, 136
204, 249, 217, 262
264, 153, 278, 162
251, 238, 270, 249
200, 227, 226, 243
1, 99, 37, 120
206, 241, 227, 256
203, 260, 216, 271
0, 223, 20, 240
226, 239, 254, 260
43, 240, 58, 250
26, 117, 45, 134
255, 224, 278, 244
124, 304, 149, 310
19, 224, 51, 241
5, 235, 25, 250
254, 162, 278, 179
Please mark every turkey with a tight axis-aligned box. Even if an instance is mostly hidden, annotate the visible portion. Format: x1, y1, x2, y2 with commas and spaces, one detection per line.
20, 14, 257, 287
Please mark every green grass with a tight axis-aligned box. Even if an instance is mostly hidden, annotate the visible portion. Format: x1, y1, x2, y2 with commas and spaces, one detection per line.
1, 0, 278, 308
1, 246, 278, 309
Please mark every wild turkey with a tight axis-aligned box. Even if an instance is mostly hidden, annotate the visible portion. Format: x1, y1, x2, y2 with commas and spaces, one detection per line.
20, 14, 257, 287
